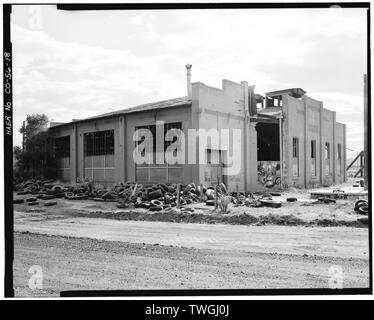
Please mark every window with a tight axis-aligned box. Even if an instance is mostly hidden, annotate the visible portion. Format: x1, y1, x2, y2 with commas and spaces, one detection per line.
54, 136, 70, 158
292, 137, 299, 177
84, 130, 114, 156
206, 149, 212, 164
164, 122, 182, 152
135, 122, 182, 164
325, 142, 330, 175
337, 144, 342, 176
135, 122, 182, 183
311, 140, 317, 176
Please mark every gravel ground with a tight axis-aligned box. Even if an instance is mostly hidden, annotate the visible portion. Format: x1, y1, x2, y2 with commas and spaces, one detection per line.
14, 231, 370, 297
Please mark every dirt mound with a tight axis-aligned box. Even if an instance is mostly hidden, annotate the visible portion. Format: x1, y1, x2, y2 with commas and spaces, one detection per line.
65, 209, 366, 228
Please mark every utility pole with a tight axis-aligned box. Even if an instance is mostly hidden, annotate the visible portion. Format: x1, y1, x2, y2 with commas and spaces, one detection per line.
363, 74, 368, 190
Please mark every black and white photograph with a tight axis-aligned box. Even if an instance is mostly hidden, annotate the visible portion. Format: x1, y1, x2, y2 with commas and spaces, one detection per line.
2, 2, 371, 300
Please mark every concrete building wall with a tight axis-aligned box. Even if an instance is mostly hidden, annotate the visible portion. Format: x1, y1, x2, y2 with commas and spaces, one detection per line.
49, 106, 193, 185
321, 108, 334, 186
283, 95, 306, 188
191, 80, 259, 192
304, 96, 323, 188
281, 94, 345, 188
335, 122, 346, 183
48, 79, 346, 190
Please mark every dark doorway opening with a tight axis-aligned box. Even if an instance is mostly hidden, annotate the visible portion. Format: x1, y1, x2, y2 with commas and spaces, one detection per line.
257, 122, 280, 161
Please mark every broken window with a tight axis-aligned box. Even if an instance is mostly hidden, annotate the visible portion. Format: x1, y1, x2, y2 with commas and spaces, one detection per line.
292, 137, 299, 177
311, 140, 317, 176
54, 136, 70, 158
84, 130, 114, 156
325, 142, 330, 175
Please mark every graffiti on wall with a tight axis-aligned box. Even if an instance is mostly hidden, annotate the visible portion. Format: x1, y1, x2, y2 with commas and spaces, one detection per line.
258, 161, 281, 188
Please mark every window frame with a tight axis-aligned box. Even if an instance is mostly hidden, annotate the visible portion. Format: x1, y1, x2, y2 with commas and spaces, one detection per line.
84, 129, 115, 156
292, 137, 299, 177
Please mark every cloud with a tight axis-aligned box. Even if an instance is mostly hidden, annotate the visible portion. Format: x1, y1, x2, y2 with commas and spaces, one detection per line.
11, 7, 367, 156
11, 24, 187, 145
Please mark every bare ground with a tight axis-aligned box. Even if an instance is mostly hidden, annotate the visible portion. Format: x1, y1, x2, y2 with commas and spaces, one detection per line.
13, 193, 368, 228
14, 231, 369, 297
12, 181, 369, 297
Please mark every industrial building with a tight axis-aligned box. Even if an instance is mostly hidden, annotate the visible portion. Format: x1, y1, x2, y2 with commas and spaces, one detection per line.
48, 65, 346, 192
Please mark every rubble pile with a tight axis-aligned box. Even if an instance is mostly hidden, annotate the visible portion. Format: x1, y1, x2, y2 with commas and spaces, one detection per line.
14, 178, 228, 210
13, 179, 302, 211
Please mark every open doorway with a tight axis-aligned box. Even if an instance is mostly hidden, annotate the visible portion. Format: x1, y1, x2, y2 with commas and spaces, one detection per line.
256, 122, 281, 188
257, 123, 280, 161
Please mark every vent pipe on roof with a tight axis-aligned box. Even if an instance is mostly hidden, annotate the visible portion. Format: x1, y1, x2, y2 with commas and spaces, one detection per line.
185, 63, 192, 97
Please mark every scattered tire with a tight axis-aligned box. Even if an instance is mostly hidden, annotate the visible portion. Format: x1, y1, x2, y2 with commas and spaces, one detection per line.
260, 199, 282, 208
44, 201, 58, 206
205, 200, 215, 206
149, 205, 162, 211
26, 197, 37, 202
318, 197, 336, 204
355, 200, 367, 209
148, 189, 163, 200
13, 199, 24, 204
40, 194, 55, 200
358, 216, 369, 225
117, 203, 128, 209
28, 202, 39, 206
357, 205, 368, 215
270, 192, 281, 197
250, 201, 263, 208
151, 200, 162, 206
287, 197, 298, 202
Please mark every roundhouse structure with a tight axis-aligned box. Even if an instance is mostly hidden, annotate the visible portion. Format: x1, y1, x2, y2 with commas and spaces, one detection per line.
48, 69, 346, 192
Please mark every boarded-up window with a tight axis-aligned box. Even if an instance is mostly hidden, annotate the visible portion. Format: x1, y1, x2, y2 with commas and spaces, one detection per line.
54, 136, 70, 158
311, 140, 317, 177
84, 130, 114, 156
292, 137, 299, 177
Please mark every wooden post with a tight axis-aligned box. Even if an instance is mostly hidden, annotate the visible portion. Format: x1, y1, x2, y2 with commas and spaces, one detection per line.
236, 183, 239, 204
200, 183, 204, 202
131, 183, 138, 197
364, 74, 368, 189
214, 183, 218, 210
176, 183, 181, 209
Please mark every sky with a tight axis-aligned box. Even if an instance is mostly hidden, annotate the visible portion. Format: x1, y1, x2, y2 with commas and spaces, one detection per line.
11, 5, 367, 159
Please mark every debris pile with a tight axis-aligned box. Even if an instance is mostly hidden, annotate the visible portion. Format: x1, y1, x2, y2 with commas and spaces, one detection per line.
13, 178, 285, 211
14, 179, 209, 210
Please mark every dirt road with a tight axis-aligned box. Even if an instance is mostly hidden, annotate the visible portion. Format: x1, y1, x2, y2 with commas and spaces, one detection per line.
14, 231, 369, 297
15, 216, 369, 258
13, 215, 369, 296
